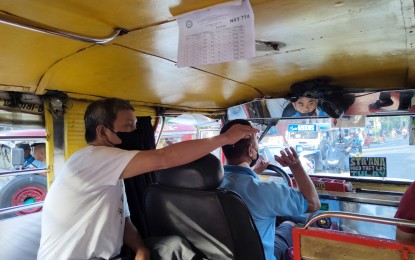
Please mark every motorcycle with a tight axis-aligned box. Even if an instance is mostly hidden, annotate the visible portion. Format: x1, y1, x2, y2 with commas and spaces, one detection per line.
348, 144, 361, 158
323, 143, 348, 173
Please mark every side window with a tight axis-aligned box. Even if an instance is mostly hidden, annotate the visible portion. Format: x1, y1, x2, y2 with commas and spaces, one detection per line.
0, 108, 47, 219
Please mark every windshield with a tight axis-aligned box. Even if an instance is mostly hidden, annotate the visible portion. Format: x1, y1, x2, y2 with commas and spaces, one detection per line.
155, 114, 413, 182
254, 115, 414, 182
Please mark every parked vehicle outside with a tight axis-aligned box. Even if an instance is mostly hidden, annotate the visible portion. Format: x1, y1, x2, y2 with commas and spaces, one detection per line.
0, 128, 47, 219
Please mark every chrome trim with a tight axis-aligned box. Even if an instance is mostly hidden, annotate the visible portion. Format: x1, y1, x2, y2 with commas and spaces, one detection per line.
0, 169, 47, 177
0, 12, 124, 44
303, 211, 415, 229
155, 117, 165, 147
0, 136, 46, 140
0, 202, 43, 215
227, 90, 415, 120
318, 193, 400, 207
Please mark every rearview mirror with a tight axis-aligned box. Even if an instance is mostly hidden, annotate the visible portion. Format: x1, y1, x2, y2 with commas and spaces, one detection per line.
227, 90, 415, 120
12, 148, 25, 168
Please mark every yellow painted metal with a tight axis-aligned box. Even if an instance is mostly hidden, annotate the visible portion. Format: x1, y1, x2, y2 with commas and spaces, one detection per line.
0, 0, 413, 111
38, 45, 259, 109
0, 22, 89, 93
117, 0, 411, 98
350, 181, 410, 193
300, 235, 405, 260
64, 98, 155, 159
169, 0, 234, 17
43, 101, 55, 189
64, 100, 88, 160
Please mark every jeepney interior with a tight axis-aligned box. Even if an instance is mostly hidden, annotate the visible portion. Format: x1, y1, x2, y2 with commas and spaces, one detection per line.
0, 0, 415, 259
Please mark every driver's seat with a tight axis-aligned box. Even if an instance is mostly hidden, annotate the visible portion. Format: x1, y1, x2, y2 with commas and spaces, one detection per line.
143, 154, 265, 260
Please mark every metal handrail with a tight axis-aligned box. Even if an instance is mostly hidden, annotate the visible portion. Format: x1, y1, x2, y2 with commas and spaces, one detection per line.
0, 202, 43, 215
317, 193, 400, 207
0, 12, 125, 44
0, 136, 46, 140
303, 211, 415, 229
0, 168, 46, 177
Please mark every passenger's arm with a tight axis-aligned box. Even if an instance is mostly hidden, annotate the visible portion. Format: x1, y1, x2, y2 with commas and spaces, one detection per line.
274, 147, 321, 212
124, 217, 150, 260
120, 124, 258, 179
394, 182, 415, 243
396, 228, 415, 243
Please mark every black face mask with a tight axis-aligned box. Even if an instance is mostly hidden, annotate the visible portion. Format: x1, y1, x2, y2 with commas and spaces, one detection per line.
106, 127, 141, 150
115, 129, 142, 150
249, 151, 259, 167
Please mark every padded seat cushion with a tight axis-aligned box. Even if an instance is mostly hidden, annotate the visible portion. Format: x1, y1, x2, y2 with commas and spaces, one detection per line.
156, 153, 223, 190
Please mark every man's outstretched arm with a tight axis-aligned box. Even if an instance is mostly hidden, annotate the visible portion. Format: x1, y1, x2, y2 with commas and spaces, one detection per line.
121, 124, 258, 179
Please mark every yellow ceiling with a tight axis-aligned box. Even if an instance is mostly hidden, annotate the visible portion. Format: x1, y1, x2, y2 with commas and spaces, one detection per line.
0, 0, 413, 111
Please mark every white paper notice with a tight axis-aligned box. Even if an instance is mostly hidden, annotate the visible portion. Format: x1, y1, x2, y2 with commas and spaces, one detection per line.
176, 0, 255, 68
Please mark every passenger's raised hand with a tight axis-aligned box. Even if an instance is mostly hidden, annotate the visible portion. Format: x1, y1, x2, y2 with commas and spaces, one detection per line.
221, 124, 259, 145
252, 159, 270, 174
274, 147, 301, 168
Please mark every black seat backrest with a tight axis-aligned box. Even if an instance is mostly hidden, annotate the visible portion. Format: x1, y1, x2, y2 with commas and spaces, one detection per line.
143, 154, 265, 260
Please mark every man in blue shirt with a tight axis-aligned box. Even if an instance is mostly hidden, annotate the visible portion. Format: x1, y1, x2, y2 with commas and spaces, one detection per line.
18, 143, 35, 168
219, 119, 320, 260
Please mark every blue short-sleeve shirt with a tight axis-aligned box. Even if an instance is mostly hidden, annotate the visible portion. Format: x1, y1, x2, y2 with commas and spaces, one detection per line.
31, 160, 47, 168
219, 165, 307, 260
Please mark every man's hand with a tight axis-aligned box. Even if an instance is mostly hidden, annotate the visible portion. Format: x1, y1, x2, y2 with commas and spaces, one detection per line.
274, 147, 301, 168
252, 159, 270, 174
221, 124, 259, 145
124, 217, 150, 260
275, 147, 321, 212
134, 247, 150, 260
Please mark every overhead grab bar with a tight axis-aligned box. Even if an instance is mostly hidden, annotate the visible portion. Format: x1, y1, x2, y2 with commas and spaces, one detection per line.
303, 211, 415, 229
0, 12, 127, 44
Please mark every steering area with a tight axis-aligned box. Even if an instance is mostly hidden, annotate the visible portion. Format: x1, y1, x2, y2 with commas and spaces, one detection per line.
265, 164, 293, 187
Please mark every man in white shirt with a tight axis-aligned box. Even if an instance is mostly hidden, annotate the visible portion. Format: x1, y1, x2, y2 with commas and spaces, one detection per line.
38, 98, 258, 260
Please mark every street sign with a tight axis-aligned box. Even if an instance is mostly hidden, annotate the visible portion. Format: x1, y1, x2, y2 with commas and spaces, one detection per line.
288, 124, 317, 132
349, 157, 387, 177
